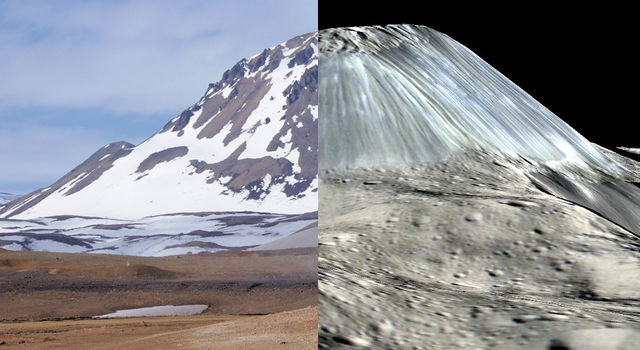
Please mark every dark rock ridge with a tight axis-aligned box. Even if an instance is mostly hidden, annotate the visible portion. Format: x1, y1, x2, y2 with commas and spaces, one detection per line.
136, 146, 189, 174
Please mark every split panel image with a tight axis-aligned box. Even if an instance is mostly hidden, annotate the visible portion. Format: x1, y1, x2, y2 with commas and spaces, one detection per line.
2, 3, 640, 349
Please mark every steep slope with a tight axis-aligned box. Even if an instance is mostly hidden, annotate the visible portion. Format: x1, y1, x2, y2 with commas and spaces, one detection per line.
1, 32, 317, 220
318, 25, 640, 349
319, 25, 624, 177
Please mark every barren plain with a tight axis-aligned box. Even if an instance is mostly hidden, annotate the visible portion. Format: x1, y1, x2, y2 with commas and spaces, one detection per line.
319, 152, 640, 349
0, 247, 317, 349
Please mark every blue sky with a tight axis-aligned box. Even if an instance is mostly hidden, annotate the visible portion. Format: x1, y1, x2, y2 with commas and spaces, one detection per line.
0, 0, 317, 194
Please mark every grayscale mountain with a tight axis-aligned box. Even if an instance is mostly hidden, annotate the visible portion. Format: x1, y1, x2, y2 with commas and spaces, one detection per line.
318, 25, 640, 349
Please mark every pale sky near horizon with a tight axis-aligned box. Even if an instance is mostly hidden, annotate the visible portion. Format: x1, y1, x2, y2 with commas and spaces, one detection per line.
0, 0, 317, 195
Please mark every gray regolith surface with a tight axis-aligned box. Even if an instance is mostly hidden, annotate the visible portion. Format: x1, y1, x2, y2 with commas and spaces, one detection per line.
318, 151, 640, 349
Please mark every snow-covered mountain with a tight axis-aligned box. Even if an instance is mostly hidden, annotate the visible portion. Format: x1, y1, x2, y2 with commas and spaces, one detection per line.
1, 32, 317, 220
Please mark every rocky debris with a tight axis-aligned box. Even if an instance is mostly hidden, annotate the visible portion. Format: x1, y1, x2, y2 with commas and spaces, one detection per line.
548, 328, 640, 350
513, 314, 541, 323
572, 255, 640, 300
412, 215, 431, 227
465, 212, 483, 222
487, 269, 504, 277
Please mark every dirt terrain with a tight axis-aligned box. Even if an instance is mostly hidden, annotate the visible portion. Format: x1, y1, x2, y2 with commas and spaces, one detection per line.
0, 248, 317, 348
0, 307, 317, 349
318, 152, 640, 349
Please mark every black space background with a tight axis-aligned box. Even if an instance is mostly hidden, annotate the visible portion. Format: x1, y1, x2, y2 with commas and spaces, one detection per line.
319, 3, 638, 161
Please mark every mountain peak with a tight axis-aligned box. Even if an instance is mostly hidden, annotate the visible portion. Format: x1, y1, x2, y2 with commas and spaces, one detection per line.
2, 32, 318, 220
318, 25, 621, 177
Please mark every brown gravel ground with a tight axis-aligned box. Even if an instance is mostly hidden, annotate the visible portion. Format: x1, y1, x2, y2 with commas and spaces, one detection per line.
0, 248, 317, 349
0, 306, 317, 349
